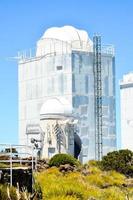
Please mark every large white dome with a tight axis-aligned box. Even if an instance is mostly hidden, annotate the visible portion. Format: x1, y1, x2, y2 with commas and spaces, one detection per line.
40, 97, 72, 120
36, 25, 93, 56
42, 25, 89, 43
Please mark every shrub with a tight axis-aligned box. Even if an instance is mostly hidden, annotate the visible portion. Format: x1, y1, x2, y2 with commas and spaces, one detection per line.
0, 185, 18, 200
35, 169, 101, 200
33, 182, 43, 199
9, 187, 17, 199
0, 184, 42, 200
101, 186, 125, 200
0, 185, 8, 200
35, 152, 132, 200
35, 167, 130, 200
49, 154, 80, 167
100, 149, 133, 177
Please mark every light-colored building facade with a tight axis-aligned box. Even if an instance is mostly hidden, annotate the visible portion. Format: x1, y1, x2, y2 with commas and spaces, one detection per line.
120, 72, 133, 151
18, 26, 116, 162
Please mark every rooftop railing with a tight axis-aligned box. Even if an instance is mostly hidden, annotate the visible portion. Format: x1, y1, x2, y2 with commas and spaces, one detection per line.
18, 38, 114, 62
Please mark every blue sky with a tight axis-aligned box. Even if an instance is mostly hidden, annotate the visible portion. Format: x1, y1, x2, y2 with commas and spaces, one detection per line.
0, 0, 132, 146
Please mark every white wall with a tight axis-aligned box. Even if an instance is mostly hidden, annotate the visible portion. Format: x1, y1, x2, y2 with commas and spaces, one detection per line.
120, 86, 133, 151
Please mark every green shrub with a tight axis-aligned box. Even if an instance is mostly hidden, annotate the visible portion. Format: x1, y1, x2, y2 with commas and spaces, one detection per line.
100, 149, 133, 177
49, 154, 80, 167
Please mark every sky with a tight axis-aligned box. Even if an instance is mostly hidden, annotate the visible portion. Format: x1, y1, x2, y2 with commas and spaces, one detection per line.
0, 0, 133, 146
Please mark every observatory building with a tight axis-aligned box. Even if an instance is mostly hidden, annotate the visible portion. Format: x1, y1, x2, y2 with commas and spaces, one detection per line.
120, 72, 133, 151
18, 26, 116, 162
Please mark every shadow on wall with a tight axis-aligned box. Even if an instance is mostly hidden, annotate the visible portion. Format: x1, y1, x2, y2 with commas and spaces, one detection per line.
74, 132, 82, 159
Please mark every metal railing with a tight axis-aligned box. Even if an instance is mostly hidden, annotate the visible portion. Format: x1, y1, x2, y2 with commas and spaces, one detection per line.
17, 38, 114, 63
0, 144, 36, 186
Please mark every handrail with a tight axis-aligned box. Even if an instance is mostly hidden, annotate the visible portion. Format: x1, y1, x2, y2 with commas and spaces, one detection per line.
0, 144, 37, 187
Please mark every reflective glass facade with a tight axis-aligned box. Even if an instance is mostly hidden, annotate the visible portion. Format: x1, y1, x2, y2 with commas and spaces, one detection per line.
71, 51, 116, 161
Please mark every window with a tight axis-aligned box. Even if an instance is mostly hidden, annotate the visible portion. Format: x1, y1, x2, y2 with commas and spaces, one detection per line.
56, 66, 63, 70
72, 74, 75, 92
85, 75, 88, 93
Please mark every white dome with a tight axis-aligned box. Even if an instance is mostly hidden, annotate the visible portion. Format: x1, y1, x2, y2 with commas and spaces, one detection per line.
40, 97, 72, 119
42, 25, 89, 43
36, 26, 93, 56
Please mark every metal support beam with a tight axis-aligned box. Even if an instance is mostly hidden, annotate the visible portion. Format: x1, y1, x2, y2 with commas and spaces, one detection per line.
93, 35, 103, 161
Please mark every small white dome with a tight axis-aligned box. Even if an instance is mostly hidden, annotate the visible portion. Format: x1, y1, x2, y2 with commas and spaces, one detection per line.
40, 97, 72, 119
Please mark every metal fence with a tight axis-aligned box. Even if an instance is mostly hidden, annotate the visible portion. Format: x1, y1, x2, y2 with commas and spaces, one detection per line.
0, 144, 36, 187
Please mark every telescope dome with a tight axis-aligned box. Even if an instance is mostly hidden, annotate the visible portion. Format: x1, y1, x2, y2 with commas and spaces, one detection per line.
40, 97, 72, 119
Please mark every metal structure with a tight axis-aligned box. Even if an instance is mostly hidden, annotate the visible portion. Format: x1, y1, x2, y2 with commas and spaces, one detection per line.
93, 35, 103, 160
26, 124, 45, 158
0, 144, 36, 187
54, 122, 66, 153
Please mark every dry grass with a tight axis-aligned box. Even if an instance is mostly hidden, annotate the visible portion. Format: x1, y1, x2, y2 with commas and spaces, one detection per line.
35, 163, 133, 200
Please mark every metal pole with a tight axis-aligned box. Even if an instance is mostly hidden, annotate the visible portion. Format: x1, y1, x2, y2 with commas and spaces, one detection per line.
35, 150, 37, 171
31, 146, 34, 171
31, 146, 34, 193
58, 129, 61, 154
10, 144, 12, 186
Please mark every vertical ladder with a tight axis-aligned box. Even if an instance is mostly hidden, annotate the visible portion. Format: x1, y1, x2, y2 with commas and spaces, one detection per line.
93, 35, 103, 160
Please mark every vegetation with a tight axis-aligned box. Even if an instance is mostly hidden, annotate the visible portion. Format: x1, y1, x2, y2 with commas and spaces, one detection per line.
0, 150, 133, 199
0, 184, 30, 200
0, 155, 10, 160
0, 183, 43, 200
100, 149, 133, 177
49, 153, 80, 167
0, 162, 24, 168
35, 161, 133, 200
4, 148, 18, 153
